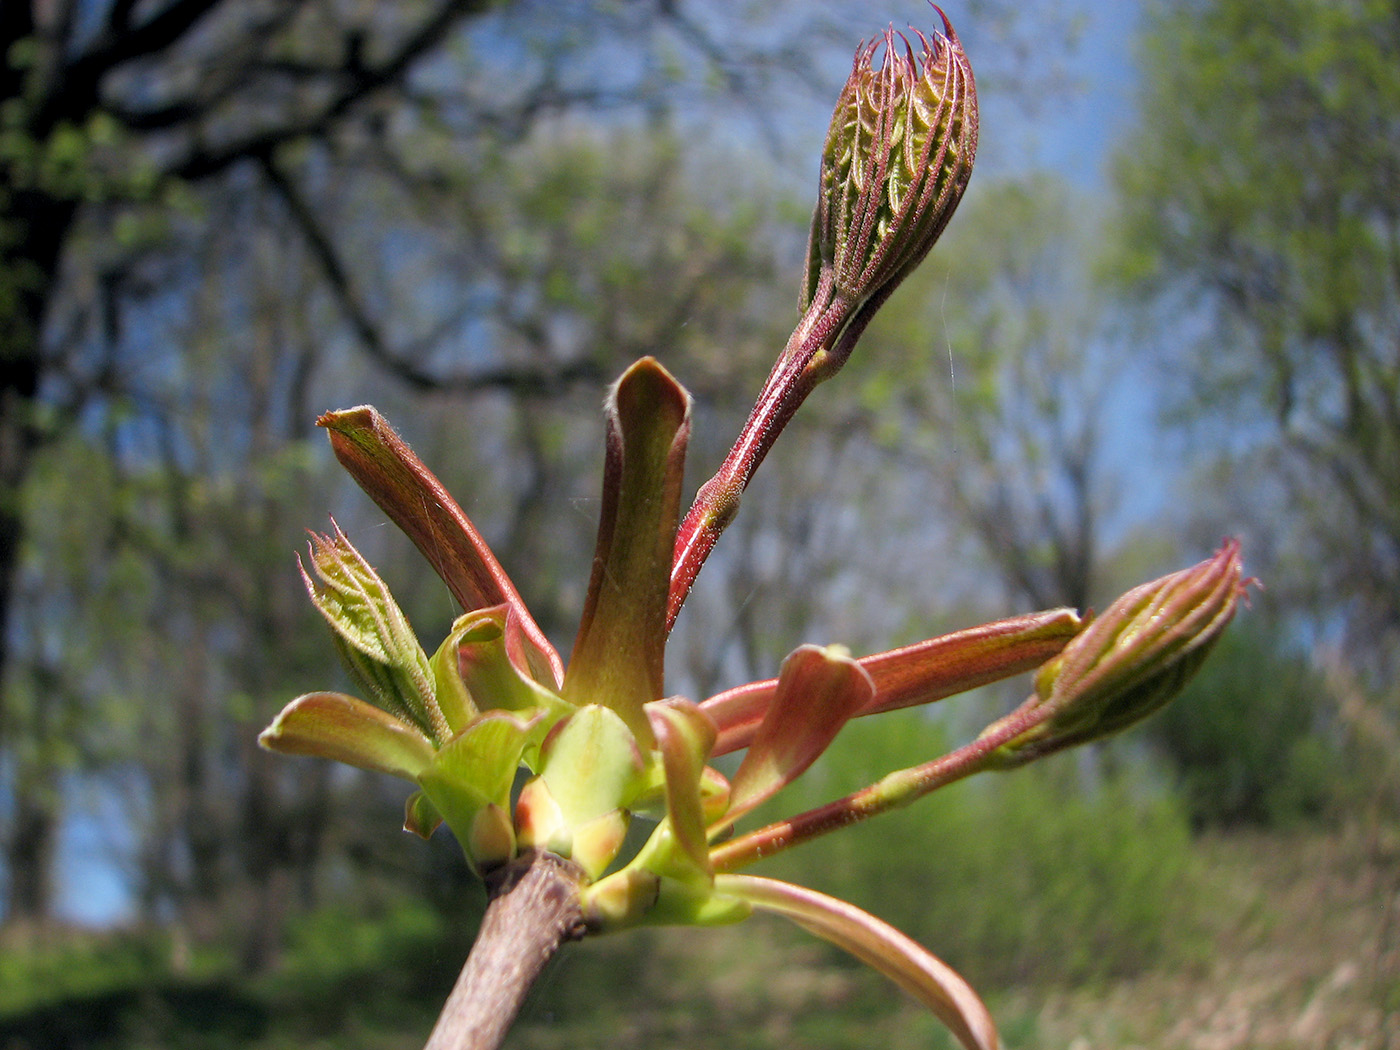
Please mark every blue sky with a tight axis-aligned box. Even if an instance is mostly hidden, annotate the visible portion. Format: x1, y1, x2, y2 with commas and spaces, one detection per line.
978, 0, 1142, 187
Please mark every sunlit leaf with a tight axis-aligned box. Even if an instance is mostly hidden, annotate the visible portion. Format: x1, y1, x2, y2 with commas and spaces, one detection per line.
301, 523, 443, 740
429, 624, 477, 737
539, 705, 645, 827
417, 710, 538, 847
644, 698, 718, 882
452, 606, 573, 770
258, 691, 434, 781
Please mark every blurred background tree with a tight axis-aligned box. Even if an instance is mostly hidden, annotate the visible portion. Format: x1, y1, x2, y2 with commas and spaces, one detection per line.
1114, 0, 1400, 791
848, 175, 1121, 615
0, 0, 1073, 944
0, 0, 846, 943
0, 0, 1394, 1045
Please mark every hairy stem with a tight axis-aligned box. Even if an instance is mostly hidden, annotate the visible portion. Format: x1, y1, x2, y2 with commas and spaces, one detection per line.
667, 304, 851, 630
424, 851, 587, 1050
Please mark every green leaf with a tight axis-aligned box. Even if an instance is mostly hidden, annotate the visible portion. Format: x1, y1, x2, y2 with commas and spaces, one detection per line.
639, 698, 718, 884
258, 692, 435, 781
417, 710, 540, 865
300, 523, 444, 741
539, 705, 645, 828
453, 605, 573, 726
518, 703, 647, 879
429, 622, 478, 736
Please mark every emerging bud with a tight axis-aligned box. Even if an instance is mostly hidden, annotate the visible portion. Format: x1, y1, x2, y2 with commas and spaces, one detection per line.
518, 705, 647, 879
801, 3, 978, 371
667, 8, 978, 623
989, 540, 1250, 766
299, 522, 445, 743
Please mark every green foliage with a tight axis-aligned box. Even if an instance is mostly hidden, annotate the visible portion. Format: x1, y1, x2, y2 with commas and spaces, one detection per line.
0, 899, 481, 1050
0, 929, 189, 1018
1144, 619, 1342, 829
272, 896, 454, 995
848, 175, 1117, 612
755, 707, 1206, 989
263, 895, 480, 1036
1117, 0, 1400, 342
1113, 0, 1400, 682
0, 927, 267, 1050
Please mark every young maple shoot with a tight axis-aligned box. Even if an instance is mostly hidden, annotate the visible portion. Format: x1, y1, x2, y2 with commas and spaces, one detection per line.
258, 7, 1246, 1050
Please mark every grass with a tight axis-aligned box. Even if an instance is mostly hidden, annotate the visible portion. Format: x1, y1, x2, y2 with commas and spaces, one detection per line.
0, 822, 1393, 1049
1022, 824, 1400, 1050
502, 822, 1398, 1050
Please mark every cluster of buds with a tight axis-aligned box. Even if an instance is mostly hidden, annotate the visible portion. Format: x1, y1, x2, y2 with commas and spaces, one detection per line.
259, 8, 1246, 1050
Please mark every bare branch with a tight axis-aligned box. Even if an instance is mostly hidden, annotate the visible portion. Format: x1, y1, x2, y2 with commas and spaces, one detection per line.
101, 3, 308, 131
423, 852, 586, 1050
34, 0, 228, 130
175, 0, 490, 181
258, 152, 609, 396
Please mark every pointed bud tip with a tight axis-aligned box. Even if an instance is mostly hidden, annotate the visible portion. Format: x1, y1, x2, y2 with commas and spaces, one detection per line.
607, 356, 692, 427
997, 540, 1251, 764
927, 4, 958, 46
315, 405, 377, 432
801, 0, 977, 352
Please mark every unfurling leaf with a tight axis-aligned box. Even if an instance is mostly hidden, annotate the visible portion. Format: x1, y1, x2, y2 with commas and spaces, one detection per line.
722, 645, 874, 826
717, 874, 997, 1050
258, 692, 434, 781
300, 523, 444, 741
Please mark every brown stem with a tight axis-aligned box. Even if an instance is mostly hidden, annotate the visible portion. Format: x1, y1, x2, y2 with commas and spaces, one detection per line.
424, 851, 587, 1050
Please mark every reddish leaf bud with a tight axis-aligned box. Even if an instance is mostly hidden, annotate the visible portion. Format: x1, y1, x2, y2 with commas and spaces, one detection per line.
991, 541, 1251, 765
801, 4, 978, 370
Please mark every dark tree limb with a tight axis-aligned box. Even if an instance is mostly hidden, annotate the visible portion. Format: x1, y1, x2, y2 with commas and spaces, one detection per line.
33, 0, 228, 130
173, 0, 493, 181
424, 851, 587, 1050
258, 151, 609, 396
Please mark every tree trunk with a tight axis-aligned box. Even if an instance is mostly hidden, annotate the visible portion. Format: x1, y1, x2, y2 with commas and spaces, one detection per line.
0, 186, 79, 926
4, 778, 58, 922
